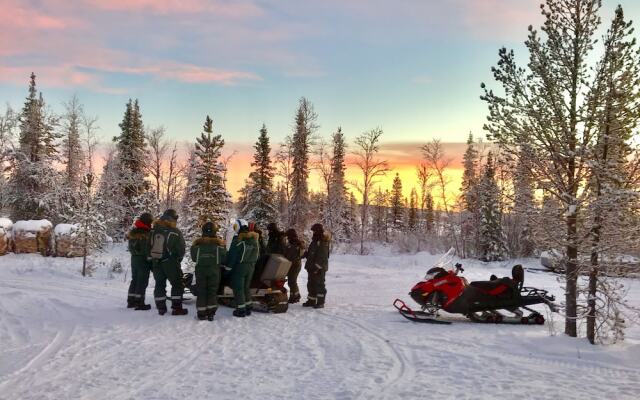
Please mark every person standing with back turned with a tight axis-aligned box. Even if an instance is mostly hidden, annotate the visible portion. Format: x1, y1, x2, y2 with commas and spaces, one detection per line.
303, 223, 330, 309
149, 209, 188, 316
126, 212, 154, 310
190, 222, 226, 321
226, 219, 260, 317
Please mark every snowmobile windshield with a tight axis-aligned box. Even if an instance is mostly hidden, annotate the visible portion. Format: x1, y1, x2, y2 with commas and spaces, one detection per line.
424, 248, 456, 280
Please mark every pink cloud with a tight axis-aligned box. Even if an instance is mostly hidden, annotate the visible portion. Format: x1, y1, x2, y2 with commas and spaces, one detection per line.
85, 0, 263, 18
0, 0, 73, 29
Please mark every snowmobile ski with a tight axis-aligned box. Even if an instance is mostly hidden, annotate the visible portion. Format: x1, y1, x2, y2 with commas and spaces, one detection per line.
393, 299, 452, 324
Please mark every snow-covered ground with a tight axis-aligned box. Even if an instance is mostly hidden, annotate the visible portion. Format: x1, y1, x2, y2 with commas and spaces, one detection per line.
1, 245, 639, 400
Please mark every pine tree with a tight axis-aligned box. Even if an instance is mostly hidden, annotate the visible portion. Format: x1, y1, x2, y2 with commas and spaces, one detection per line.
184, 116, 231, 240
241, 124, 278, 227
390, 173, 404, 232
478, 153, 508, 261
482, 0, 604, 336
11, 73, 61, 221
288, 97, 317, 233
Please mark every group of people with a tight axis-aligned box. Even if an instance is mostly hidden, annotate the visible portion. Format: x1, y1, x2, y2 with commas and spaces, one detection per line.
125, 208, 330, 321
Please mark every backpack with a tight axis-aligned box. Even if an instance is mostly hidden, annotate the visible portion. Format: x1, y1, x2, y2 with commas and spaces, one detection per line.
150, 230, 168, 260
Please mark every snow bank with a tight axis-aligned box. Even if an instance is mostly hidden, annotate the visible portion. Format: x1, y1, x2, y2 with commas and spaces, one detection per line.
12, 219, 53, 255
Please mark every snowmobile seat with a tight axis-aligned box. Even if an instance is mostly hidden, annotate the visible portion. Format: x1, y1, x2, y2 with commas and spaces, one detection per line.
470, 278, 514, 296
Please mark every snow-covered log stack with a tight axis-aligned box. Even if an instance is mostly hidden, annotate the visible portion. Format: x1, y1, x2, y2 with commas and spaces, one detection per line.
0, 218, 13, 255
54, 224, 82, 257
13, 220, 53, 256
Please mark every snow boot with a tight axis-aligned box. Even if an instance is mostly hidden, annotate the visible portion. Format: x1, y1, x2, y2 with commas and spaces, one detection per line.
197, 313, 208, 321
233, 308, 246, 318
314, 295, 325, 309
158, 308, 167, 316
171, 305, 188, 316
207, 310, 216, 322
288, 293, 301, 304
302, 298, 316, 307
127, 300, 137, 309
245, 304, 252, 316
135, 303, 152, 311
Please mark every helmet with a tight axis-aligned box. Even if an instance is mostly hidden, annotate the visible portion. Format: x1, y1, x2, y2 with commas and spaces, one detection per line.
139, 212, 153, 226
202, 222, 218, 237
266, 222, 278, 232
310, 223, 324, 233
162, 209, 179, 221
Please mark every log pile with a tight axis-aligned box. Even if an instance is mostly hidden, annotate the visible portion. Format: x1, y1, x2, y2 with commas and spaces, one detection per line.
54, 224, 83, 257
13, 220, 53, 256
0, 218, 12, 255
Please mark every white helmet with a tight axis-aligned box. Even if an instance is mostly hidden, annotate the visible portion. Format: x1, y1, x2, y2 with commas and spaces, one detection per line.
226, 219, 248, 250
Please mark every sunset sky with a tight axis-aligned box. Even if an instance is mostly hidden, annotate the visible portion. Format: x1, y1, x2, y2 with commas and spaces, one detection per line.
2, 0, 639, 199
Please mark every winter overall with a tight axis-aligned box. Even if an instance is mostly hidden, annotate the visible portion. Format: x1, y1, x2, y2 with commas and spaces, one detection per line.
190, 237, 226, 320
227, 231, 260, 316
126, 221, 152, 308
283, 240, 304, 303
304, 233, 330, 307
150, 219, 187, 315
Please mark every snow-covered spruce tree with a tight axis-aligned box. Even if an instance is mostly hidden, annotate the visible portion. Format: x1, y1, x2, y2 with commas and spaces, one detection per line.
326, 128, 350, 241
184, 116, 231, 240
61, 95, 85, 191
481, 0, 603, 337
371, 187, 389, 242
424, 191, 435, 234
288, 97, 318, 233
111, 99, 153, 236
408, 188, 418, 232
241, 124, 278, 228
0, 106, 18, 214
584, 6, 640, 344
508, 143, 536, 257
459, 133, 480, 258
389, 173, 404, 233
96, 146, 127, 239
478, 153, 508, 261
10, 73, 61, 221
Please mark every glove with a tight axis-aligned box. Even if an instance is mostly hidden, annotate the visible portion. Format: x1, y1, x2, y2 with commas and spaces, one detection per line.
314, 263, 323, 274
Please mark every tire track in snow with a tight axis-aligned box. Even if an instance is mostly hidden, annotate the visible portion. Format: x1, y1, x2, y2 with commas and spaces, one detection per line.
317, 310, 410, 400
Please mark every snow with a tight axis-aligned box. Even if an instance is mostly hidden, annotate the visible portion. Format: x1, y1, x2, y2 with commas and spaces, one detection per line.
1, 246, 639, 399
0, 217, 12, 230
12, 219, 53, 233
54, 223, 79, 236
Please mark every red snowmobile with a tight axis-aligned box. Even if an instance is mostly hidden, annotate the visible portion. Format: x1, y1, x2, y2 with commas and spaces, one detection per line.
394, 250, 557, 324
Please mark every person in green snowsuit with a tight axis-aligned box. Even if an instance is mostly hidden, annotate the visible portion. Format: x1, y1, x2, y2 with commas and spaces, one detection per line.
126, 212, 153, 310
150, 209, 188, 316
226, 222, 260, 318
190, 222, 226, 321
303, 223, 331, 309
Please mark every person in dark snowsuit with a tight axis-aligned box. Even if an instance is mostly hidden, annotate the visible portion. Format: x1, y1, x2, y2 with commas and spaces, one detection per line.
303, 223, 331, 309
126, 212, 153, 310
149, 209, 188, 316
190, 222, 226, 321
266, 222, 285, 255
226, 221, 260, 317
283, 228, 304, 304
